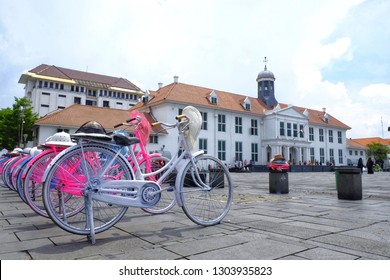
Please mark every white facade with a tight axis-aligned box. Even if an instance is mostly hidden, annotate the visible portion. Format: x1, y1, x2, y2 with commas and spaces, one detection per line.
142, 102, 349, 166
23, 79, 141, 117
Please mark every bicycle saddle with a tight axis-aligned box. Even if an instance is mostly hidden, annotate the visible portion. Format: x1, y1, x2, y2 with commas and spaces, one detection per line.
113, 133, 140, 146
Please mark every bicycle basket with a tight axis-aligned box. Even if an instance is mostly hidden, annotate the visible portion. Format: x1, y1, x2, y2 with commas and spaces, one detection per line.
130, 110, 151, 145
182, 106, 202, 151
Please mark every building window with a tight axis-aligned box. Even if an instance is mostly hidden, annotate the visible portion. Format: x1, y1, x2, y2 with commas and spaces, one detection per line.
42, 92, 50, 96
60, 84, 64, 90
199, 138, 207, 154
103, 100, 110, 107
293, 123, 298, 137
218, 140, 226, 161
329, 130, 333, 143
338, 131, 343, 144
349, 150, 353, 156
38, 80, 43, 88
280, 121, 285, 136
201, 112, 208, 130
86, 100, 96, 106
320, 148, 325, 164
245, 103, 251, 110
235, 117, 242, 134
329, 148, 334, 165
319, 128, 324, 142
149, 135, 158, 144
235, 141, 243, 161
59, 94, 66, 98
310, 147, 315, 163
57, 128, 69, 133
338, 149, 343, 164
309, 127, 314, 141
251, 143, 258, 162
211, 97, 217, 104
218, 114, 226, 132
74, 97, 81, 104
287, 123, 292, 137
299, 124, 304, 138
251, 119, 258, 135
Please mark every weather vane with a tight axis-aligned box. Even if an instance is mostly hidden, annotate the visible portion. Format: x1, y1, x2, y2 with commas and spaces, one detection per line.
263, 56, 268, 70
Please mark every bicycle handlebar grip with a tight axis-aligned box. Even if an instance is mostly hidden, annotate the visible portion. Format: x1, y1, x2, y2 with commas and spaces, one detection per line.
175, 114, 187, 120
113, 123, 123, 128
126, 117, 137, 123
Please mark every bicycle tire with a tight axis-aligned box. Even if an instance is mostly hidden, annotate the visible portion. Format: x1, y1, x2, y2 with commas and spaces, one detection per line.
140, 155, 177, 214
23, 151, 58, 218
43, 143, 133, 235
179, 154, 233, 226
2, 157, 20, 191
14, 156, 33, 203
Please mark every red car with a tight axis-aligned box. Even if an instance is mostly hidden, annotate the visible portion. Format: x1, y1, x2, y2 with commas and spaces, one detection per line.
267, 155, 289, 172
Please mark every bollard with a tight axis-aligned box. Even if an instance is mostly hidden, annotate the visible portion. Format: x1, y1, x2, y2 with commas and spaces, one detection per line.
334, 167, 362, 200
269, 170, 289, 194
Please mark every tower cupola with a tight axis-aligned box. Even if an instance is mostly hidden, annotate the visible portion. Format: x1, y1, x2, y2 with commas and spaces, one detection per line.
256, 57, 278, 107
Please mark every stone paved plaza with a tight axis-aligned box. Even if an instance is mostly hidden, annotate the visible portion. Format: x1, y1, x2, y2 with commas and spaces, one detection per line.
1, 171, 389, 260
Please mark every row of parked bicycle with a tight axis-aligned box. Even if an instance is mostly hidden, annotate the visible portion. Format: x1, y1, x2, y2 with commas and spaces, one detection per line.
0, 106, 233, 244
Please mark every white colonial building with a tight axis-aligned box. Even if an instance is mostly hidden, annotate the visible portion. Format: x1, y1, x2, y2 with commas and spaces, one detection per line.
132, 64, 351, 166
18, 64, 144, 117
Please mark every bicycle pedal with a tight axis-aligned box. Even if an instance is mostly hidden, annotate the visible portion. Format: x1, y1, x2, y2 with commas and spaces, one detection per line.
167, 185, 175, 192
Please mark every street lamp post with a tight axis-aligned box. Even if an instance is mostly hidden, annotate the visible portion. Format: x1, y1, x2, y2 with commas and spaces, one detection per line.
19, 106, 25, 148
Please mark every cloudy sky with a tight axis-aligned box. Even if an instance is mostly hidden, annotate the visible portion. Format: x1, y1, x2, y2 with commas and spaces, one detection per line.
1, 0, 389, 138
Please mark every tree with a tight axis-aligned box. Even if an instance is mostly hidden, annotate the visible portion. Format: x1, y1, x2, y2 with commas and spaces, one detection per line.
366, 142, 390, 165
0, 97, 38, 150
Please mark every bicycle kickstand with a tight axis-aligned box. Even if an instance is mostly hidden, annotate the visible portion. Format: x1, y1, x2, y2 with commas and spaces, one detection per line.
85, 193, 96, 244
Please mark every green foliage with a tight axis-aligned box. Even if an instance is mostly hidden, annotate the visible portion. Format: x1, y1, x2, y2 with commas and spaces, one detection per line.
0, 97, 38, 150
366, 142, 390, 162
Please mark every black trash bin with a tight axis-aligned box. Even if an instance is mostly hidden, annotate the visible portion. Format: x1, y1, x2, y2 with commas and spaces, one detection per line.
334, 167, 362, 200
269, 170, 289, 194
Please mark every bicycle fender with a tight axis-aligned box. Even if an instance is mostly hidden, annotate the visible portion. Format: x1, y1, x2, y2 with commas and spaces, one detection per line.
41, 145, 77, 183
174, 150, 204, 207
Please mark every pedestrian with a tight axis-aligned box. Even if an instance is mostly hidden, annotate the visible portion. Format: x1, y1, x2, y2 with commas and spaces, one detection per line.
357, 158, 364, 173
366, 157, 374, 174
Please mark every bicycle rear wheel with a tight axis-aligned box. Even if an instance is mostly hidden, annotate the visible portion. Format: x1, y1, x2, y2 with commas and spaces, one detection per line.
179, 154, 233, 226
43, 143, 133, 235
140, 155, 176, 214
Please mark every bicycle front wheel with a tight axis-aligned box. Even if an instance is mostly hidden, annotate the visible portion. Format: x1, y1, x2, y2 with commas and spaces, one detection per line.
179, 154, 233, 226
43, 143, 133, 235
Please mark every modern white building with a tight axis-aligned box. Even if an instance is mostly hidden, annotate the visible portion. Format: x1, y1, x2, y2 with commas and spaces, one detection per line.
18, 64, 144, 117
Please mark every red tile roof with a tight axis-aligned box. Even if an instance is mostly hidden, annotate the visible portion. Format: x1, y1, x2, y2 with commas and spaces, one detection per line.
351, 137, 390, 146
35, 104, 131, 130
133, 82, 351, 129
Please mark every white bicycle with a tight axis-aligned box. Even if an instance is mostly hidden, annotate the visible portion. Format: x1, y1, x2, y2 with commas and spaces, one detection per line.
41, 106, 233, 243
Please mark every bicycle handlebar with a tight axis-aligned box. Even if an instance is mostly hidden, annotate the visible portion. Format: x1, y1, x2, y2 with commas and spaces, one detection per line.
113, 117, 140, 128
